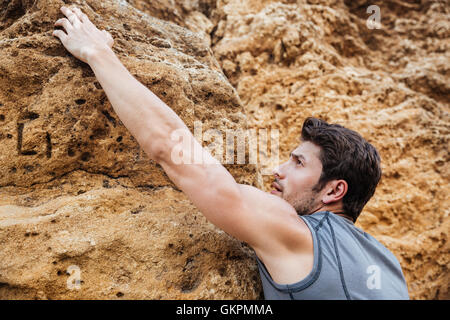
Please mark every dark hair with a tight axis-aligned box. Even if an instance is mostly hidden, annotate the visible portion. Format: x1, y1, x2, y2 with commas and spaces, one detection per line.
301, 117, 382, 222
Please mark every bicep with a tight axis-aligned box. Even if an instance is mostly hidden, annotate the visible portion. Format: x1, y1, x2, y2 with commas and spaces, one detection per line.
160, 158, 254, 242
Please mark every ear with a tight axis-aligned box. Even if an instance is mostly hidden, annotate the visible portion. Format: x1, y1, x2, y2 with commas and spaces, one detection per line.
322, 180, 348, 204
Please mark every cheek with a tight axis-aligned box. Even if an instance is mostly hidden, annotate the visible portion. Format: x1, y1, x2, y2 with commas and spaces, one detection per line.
283, 179, 303, 199
289, 172, 319, 193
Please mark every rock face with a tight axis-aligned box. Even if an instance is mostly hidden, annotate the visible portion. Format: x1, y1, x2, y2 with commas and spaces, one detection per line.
207, 0, 449, 299
0, 0, 448, 299
0, 0, 261, 299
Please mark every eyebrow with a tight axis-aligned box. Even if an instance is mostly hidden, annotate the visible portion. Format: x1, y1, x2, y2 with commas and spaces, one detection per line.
290, 152, 306, 163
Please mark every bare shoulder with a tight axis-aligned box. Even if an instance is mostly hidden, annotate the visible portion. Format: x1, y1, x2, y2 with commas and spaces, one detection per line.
238, 184, 312, 255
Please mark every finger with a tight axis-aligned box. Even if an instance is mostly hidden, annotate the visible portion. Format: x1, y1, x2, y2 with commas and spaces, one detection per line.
52, 29, 68, 44
72, 7, 89, 24
54, 18, 73, 33
61, 6, 80, 26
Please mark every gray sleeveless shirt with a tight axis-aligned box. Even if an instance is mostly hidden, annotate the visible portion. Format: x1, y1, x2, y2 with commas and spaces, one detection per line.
256, 211, 409, 300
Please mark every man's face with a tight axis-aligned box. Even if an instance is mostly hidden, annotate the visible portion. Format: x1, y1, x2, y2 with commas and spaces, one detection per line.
271, 141, 324, 215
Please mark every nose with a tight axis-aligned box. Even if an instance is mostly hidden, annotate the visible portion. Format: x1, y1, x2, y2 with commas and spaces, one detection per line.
272, 163, 286, 179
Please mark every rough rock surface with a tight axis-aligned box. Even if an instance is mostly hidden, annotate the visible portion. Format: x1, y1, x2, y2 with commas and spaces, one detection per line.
0, 0, 449, 300
0, 0, 261, 299
207, 0, 449, 299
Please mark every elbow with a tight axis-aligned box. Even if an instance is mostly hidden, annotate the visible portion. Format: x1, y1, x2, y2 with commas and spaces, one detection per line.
143, 138, 169, 163
140, 124, 190, 164
138, 127, 170, 162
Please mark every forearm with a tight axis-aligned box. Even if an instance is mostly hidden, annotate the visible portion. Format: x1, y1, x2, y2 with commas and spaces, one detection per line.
87, 47, 187, 160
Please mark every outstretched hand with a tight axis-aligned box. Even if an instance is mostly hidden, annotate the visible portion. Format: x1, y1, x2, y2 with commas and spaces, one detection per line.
53, 6, 114, 64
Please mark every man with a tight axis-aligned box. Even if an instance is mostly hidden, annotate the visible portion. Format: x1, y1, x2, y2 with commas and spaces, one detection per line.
53, 6, 409, 300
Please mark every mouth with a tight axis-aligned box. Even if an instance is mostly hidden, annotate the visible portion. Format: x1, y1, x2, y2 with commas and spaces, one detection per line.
271, 182, 283, 195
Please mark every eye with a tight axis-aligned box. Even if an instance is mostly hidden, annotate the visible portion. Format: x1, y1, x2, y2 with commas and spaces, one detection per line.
290, 153, 304, 166
292, 155, 303, 166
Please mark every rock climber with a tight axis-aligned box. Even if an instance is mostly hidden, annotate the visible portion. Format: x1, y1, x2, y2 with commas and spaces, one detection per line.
53, 6, 409, 300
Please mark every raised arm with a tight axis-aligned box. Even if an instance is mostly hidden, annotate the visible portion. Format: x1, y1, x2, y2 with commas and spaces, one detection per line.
53, 6, 311, 257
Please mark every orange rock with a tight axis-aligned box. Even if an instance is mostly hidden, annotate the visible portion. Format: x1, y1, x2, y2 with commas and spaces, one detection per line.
0, 0, 448, 300
0, 0, 261, 299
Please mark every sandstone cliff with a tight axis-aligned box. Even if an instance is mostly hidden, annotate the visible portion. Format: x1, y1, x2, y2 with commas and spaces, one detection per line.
0, 0, 448, 299
0, 0, 261, 299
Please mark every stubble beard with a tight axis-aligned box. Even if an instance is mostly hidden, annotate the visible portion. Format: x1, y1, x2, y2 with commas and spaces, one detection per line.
287, 184, 323, 216
293, 194, 319, 216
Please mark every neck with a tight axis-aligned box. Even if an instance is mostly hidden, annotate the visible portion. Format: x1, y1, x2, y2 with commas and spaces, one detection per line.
310, 203, 354, 223
335, 212, 354, 223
